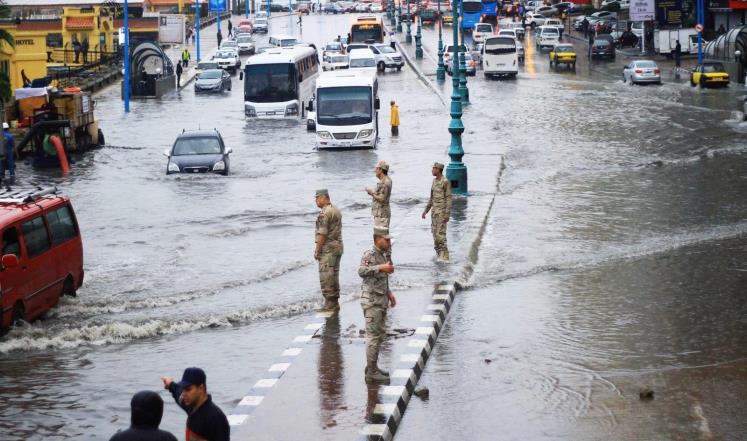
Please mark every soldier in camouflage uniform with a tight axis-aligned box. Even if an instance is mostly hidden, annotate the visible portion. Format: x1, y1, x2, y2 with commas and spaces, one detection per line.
422, 162, 452, 262
358, 226, 396, 384
365, 160, 393, 228
315, 189, 344, 312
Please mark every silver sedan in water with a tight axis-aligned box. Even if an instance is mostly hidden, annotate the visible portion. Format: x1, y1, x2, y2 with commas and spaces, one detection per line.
622, 60, 661, 85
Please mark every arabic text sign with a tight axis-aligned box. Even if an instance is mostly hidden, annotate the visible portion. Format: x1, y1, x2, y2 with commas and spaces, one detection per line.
630, 0, 655, 21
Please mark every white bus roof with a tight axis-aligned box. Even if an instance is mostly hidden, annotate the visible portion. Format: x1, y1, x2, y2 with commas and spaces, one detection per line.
316, 71, 377, 89
348, 48, 376, 58
269, 34, 297, 40
245, 45, 317, 65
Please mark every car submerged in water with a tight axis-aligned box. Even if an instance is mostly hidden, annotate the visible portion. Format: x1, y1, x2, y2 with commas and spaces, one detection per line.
194, 69, 232, 93
164, 129, 232, 175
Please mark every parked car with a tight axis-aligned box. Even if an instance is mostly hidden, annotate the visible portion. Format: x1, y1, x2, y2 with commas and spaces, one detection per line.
587, 11, 616, 26
536, 26, 560, 51
212, 49, 241, 72
526, 12, 548, 28
323, 3, 343, 13
446, 51, 477, 76
236, 35, 256, 54
555, 2, 579, 13
194, 69, 232, 93
0, 186, 83, 332
549, 43, 576, 69
535, 5, 559, 16
590, 39, 615, 59
622, 60, 661, 84
690, 62, 730, 88
164, 129, 232, 175
601, 0, 629, 9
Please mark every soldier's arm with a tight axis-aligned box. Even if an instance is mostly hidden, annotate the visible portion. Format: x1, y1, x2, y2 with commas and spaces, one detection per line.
358, 251, 380, 277
423, 186, 433, 215
445, 180, 452, 217
315, 211, 328, 254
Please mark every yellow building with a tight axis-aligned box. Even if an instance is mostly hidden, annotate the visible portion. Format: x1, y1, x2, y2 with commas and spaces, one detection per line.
0, 21, 52, 92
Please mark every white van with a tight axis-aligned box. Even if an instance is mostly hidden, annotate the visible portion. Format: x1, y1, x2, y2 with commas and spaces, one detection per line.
483, 36, 518, 78
473, 23, 494, 43
268, 34, 298, 47
348, 48, 377, 74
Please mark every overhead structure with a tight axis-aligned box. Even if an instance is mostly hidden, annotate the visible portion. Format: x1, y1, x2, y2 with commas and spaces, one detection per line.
127, 40, 176, 97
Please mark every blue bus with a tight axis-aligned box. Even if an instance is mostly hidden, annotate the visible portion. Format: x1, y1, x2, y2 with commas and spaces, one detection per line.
461, 0, 483, 31
481, 0, 498, 21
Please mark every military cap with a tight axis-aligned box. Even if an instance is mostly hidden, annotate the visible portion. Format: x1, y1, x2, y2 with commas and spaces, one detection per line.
375, 160, 389, 171
433, 162, 445, 170
374, 225, 391, 239
315, 189, 329, 197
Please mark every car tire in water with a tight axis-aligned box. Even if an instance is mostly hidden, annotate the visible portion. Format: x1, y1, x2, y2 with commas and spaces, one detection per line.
378, 62, 386, 72
11, 302, 25, 327
63, 276, 77, 297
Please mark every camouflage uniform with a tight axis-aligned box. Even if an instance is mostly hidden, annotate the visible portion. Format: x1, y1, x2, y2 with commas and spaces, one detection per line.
371, 175, 393, 228
316, 203, 343, 305
424, 174, 452, 257
358, 245, 392, 371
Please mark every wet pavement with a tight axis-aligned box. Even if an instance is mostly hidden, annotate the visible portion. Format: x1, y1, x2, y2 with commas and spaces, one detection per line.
1, 12, 747, 441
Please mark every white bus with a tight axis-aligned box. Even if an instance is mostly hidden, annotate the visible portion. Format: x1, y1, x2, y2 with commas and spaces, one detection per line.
310, 71, 380, 150
483, 36, 518, 79
240, 45, 319, 118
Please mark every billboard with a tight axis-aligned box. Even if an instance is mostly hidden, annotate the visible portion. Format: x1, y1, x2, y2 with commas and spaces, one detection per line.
159, 14, 186, 44
209, 0, 227, 12
656, 0, 683, 26
630, 0, 655, 20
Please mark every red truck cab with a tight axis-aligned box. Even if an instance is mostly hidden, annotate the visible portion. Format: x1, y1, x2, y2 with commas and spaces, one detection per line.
0, 187, 83, 332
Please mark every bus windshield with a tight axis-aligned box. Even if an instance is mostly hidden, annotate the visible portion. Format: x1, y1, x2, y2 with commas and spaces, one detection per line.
351, 24, 383, 43
485, 38, 516, 54
244, 63, 298, 103
317, 86, 372, 126
463, 1, 483, 13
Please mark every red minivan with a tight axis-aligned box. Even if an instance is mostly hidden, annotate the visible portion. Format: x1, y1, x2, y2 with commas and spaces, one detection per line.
0, 187, 84, 332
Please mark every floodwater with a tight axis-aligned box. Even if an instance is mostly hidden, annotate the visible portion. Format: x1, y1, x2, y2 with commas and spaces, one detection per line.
2, 13, 747, 440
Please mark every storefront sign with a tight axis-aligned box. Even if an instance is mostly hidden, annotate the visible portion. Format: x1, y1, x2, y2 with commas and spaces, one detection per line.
631, 0, 656, 21
657, 0, 683, 26
729, 0, 747, 8
15, 39, 35, 45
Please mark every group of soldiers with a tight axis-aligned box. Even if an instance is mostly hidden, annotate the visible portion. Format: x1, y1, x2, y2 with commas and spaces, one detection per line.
313, 160, 453, 384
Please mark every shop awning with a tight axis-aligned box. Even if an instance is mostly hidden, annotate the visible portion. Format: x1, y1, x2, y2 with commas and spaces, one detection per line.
65, 17, 94, 30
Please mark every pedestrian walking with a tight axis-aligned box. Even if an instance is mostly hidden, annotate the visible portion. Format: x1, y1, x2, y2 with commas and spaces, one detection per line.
109, 391, 177, 441
176, 61, 183, 88
359, 225, 396, 385
298, 10, 303, 27
161, 367, 230, 441
421, 162, 452, 261
674, 40, 681, 68
217, 30, 223, 48
390, 101, 399, 136
366, 160, 392, 228
191, 27, 196, 45
314, 189, 343, 312
181, 48, 190, 68
582, 17, 589, 37
1, 122, 16, 184
82, 38, 89, 63
227, 20, 233, 37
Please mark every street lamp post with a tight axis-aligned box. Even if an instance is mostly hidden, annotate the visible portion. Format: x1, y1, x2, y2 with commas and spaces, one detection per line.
415, 15, 423, 58
446, 0, 467, 194
405, 0, 412, 43
390, 0, 396, 27
696, 0, 704, 64
436, 0, 445, 80
123, 0, 130, 112
245, 0, 249, 18
397, 2, 402, 32
196, 0, 201, 60
457, 1, 469, 103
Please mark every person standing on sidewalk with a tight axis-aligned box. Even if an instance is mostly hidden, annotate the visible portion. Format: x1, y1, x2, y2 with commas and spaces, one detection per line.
390, 101, 400, 135
1, 122, 16, 184
109, 391, 177, 441
366, 160, 393, 228
217, 30, 223, 48
314, 189, 344, 312
181, 48, 190, 67
359, 226, 396, 385
674, 40, 682, 68
176, 61, 183, 88
161, 368, 229, 441
227, 20, 233, 37
422, 162, 452, 262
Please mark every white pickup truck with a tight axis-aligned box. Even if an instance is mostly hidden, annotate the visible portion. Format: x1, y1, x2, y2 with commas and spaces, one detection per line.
654, 29, 702, 56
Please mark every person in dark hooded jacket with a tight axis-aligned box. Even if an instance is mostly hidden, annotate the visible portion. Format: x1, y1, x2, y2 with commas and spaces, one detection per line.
109, 391, 178, 441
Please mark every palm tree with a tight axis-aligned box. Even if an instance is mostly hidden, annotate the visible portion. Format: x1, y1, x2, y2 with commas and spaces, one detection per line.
0, 1, 14, 161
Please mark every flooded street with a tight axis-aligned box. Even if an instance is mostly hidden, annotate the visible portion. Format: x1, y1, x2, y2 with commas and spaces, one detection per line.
1, 13, 746, 440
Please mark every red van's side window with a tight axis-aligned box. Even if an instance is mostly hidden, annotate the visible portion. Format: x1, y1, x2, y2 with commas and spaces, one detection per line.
20, 217, 51, 258
47, 205, 78, 246
2, 227, 21, 256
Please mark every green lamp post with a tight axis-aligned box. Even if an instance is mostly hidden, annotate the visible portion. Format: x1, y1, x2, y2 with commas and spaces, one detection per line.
446, 0, 467, 194
415, 15, 423, 58
436, 0, 445, 81
457, 2, 469, 103
405, 0, 412, 44
397, 2, 402, 32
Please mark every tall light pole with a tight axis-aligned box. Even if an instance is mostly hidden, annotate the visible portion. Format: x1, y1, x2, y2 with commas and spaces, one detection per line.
457, 0, 468, 103
405, 0, 412, 43
123, 0, 130, 112
245, 0, 249, 18
397, 1, 402, 32
447, 0, 467, 194
415, 15, 423, 58
196, 0, 201, 60
436, 0, 445, 80
696, 0, 704, 64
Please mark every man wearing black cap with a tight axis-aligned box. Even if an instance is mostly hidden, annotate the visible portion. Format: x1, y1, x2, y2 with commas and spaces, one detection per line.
110, 391, 177, 441
161, 367, 229, 441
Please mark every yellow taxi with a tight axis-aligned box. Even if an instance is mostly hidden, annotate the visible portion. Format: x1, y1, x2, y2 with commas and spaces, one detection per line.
442, 14, 454, 26
690, 62, 730, 88
549, 43, 576, 70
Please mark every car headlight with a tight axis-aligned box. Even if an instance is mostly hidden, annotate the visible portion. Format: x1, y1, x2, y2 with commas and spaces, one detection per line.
358, 129, 373, 138
168, 161, 180, 172
285, 103, 299, 116
317, 131, 332, 139
385, 56, 393, 62
245, 105, 257, 117
213, 160, 226, 171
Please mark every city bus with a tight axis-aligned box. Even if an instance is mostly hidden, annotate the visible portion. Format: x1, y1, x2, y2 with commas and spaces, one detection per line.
240, 45, 319, 118
461, 0, 483, 31
481, 0, 498, 22
483, 36, 518, 78
311, 71, 380, 150
350, 16, 385, 43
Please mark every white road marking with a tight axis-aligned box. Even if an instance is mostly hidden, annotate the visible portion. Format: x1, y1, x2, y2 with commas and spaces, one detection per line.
253, 378, 278, 388
227, 414, 248, 426
293, 335, 313, 343
268, 363, 291, 372
238, 395, 264, 406
282, 347, 303, 356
